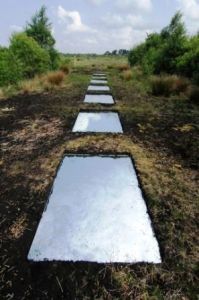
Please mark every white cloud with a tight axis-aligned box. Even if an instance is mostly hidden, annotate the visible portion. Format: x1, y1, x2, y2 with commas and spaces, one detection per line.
116, 0, 152, 12
55, 2, 154, 53
178, 0, 199, 33
10, 25, 23, 32
178, 0, 199, 20
87, 0, 106, 4
102, 13, 153, 30
57, 5, 94, 32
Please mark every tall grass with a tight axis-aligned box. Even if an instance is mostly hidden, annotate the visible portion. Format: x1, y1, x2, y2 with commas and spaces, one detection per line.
151, 75, 189, 96
46, 71, 65, 86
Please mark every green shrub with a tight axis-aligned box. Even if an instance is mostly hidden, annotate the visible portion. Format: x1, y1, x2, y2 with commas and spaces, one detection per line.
128, 12, 198, 80
49, 47, 60, 70
176, 36, 199, 83
10, 33, 50, 78
0, 47, 23, 86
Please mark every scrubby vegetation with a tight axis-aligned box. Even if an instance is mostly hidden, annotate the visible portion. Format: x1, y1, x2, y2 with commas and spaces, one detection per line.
128, 12, 199, 83
0, 6, 64, 88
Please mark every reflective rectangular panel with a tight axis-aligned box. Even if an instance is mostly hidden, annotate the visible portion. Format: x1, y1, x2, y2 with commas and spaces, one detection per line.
93, 73, 106, 76
28, 155, 161, 263
84, 94, 114, 104
90, 80, 108, 85
88, 85, 110, 92
72, 112, 123, 133
92, 77, 107, 81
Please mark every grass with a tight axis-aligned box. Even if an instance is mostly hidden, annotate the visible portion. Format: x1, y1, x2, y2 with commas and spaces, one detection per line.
121, 70, 132, 81
189, 85, 199, 105
150, 75, 189, 97
60, 64, 70, 74
0, 55, 198, 299
46, 71, 66, 86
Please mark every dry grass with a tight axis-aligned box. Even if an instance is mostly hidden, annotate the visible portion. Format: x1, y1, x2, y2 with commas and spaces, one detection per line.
189, 85, 199, 105
118, 64, 130, 72
173, 76, 189, 94
19, 76, 42, 94
46, 71, 65, 86
151, 75, 189, 96
121, 70, 132, 81
8, 214, 27, 239
0, 88, 5, 100
60, 64, 70, 74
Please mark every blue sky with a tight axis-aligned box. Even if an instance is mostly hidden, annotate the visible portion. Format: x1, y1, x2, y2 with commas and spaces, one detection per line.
0, 0, 199, 53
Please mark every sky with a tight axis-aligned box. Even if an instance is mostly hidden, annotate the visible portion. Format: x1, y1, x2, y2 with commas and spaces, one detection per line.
0, 0, 199, 54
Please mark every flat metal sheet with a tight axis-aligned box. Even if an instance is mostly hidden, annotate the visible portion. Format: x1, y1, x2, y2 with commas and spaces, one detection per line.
84, 94, 114, 104
93, 73, 106, 76
28, 156, 161, 263
72, 112, 123, 133
88, 85, 110, 92
90, 80, 108, 85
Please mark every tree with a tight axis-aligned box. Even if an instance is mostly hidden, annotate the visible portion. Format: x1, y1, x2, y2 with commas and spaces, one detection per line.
112, 50, 117, 55
176, 35, 199, 82
159, 11, 187, 73
25, 6, 55, 49
25, 6, 59, 69
10, 33, 50, 78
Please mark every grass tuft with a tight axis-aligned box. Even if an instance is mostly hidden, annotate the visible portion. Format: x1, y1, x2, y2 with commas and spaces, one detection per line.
151, 75, 189, 97
121, 70, 132, 81
0, 88, 5, 99
118, 64, 130, 72
60, 64, 70, 74
189, 85, 199, 105
46, 71, 65, 86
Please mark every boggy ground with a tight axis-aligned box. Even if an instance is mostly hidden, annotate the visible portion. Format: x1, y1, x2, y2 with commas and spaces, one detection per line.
0, 58, 198, 299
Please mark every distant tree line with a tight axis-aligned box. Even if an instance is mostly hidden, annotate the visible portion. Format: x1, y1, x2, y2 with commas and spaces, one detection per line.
128, 12, 199, 83
104, 49, 129, 56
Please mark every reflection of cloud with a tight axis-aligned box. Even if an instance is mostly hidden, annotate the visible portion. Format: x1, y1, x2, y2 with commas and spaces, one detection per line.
74, 113, 101, 131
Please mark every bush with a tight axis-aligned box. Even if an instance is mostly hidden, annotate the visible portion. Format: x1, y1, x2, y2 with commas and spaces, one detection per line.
49, 47, 60, 70
151, 75, 189, 96
189, 86, 199, 105
10, 33, 50, 78
0, 47, 23, 86
176, 35, 199, 83
151, 76, 174, 96
46, 71, 65, 86
128, 12, 199, 80
121, 70, 132, 81
118, 64, 130, 72
172, 76, 189, 94
60, 64, 70, 74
